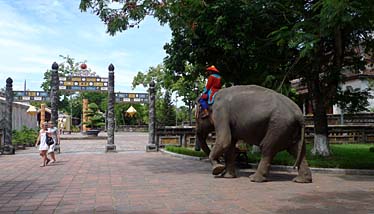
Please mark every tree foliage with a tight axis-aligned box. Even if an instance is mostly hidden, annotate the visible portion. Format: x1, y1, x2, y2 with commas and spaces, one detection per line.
80, 0, 374, 156
41, 55, 88, 114
270, 0, 374, 156
84, 103, 105, 129
115, 102, 148, 125
80, 0, 291, 88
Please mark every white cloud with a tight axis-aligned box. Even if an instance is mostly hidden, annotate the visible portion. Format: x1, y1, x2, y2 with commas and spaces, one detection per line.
0, 1, 171, 93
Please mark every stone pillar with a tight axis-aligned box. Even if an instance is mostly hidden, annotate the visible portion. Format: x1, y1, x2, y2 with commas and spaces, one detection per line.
3, 78, 14, 154
51, 62, 59, 127
106, 64, 116, 152
40, 104, 46, 128
146, 80, 157, 152
82, 99, 88, 132
194, 85, 200, 151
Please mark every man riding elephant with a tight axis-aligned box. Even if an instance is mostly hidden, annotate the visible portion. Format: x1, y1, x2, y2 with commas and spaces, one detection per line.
199, 65, 222, 118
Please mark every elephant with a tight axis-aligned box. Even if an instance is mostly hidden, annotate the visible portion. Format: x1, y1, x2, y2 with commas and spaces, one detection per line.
195, 85, 312, 183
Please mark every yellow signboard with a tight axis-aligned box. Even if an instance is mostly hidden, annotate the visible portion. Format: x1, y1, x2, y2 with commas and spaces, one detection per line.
79, 82, 90, 86
85, 77, 97, 82
59, 75, 108, 92
63, 81, 74, 86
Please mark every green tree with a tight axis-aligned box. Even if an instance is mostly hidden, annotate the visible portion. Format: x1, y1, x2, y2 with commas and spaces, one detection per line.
159, 90, 176, 126
84, 103, 105, 129
132, 64, 175, 126
80, 0, 374, 157
41, 55, 88, 114
79, 0, 297, 131
132, 63, 204, 125
79, 1, 288, 87
115, 103, 148, 126
270, 0, 374, 156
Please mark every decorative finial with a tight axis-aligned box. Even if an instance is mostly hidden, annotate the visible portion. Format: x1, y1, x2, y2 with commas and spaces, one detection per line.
52, 62, 59, 70
6, 78, 13, 85
108, 64, 115, 72
149, 80, 155, 88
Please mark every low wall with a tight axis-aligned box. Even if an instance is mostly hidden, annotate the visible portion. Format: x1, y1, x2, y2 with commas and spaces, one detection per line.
157, 124, 374, 148
156, 126, 213, 148
305, 125, 374, 144
116, 125, 148, 132
305, 113, 374, 126
0, 99, 38, 130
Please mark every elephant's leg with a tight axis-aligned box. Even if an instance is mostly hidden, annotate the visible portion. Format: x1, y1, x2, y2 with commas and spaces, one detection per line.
222, 142, 237, 178
249, 131, 277, 182
209, 122, 231, 176
287, 143, 312, 183
249, 155, 273, 182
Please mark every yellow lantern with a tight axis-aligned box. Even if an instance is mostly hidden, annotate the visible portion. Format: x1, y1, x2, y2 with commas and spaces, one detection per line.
26, 105, 38, 116
126, 106, 137, 117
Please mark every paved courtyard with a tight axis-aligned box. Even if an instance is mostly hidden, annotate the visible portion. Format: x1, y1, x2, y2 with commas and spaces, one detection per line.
0, 132, 373, 214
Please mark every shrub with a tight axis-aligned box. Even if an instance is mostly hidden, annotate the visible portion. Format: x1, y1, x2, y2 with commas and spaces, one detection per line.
84, 103, 105, 129
165, 145, 207, 158
12, 126, 39, 147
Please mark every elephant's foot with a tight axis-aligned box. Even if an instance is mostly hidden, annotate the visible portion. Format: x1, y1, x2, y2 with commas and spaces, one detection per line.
221, 168, 237, 178
212, 164, 225, 175
293, 167, 312, 183
249, 172, 267, 182
292, 175, 312, 183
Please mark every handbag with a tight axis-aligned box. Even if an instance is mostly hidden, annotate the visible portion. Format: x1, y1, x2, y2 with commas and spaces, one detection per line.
46, 135, 54, 146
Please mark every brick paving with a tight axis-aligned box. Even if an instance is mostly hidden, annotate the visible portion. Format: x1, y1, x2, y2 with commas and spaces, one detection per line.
1, 132, 374, 214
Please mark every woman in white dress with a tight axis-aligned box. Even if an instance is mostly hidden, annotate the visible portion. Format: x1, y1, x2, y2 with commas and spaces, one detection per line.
47, 121, 60, 164
35, 122, 51, 167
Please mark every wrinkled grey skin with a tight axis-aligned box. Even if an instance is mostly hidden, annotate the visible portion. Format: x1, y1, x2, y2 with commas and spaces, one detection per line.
196, 85, 312, 183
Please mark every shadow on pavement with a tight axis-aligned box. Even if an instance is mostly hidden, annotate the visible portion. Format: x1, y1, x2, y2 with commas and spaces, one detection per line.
276, 190, 374, 214
238, 170, 297, 182
336, 174, 374, 182
128, 154, 299, 183
128, 155, 209, 175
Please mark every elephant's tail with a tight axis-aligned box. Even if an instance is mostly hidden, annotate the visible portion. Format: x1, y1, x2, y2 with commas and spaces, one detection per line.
293, 123, 305, 169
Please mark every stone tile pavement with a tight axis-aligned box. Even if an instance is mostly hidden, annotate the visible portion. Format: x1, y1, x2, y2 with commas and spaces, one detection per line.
0, 132, 373, 214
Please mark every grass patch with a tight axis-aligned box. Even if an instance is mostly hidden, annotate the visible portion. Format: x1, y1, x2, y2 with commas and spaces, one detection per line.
164, 145, 207, 158
165, 144, 374, 169
249, 144, 374, 169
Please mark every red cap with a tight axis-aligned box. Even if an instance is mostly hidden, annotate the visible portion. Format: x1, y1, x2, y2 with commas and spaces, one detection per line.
206, 65, 219, 73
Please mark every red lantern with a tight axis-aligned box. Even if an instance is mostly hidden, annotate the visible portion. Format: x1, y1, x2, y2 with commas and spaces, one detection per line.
80, 63, 87, 69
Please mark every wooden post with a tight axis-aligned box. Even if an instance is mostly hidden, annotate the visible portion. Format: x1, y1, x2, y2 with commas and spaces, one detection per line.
40, 104, 46, 128
82, 99, 88, 132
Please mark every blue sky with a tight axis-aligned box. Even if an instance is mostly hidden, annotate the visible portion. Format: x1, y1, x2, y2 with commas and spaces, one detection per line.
0, 0, 171, 93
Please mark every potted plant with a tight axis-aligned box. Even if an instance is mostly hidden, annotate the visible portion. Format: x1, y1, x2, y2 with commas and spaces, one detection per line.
83, 103, 105, 136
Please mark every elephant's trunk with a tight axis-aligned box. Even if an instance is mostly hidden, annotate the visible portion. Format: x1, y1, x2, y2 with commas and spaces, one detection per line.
196, 131, 211, 156
195, 101, 213, 156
